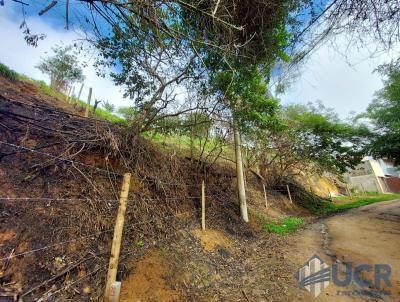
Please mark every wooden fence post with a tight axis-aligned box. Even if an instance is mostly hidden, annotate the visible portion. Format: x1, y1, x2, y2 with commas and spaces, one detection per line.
104, 173, 131, 302
67, 86, 75, 103
201, 180, 206, 231
263, 184, 268, 208
66, 86, 72, 102
77, 83, 84, 100
286, 185, 293, 204
85, 87, 92, 117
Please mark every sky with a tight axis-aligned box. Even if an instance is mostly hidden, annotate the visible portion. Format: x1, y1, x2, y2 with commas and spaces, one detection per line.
0, 1, 399, 118
0, 1, 129, 108
280, 38, 400, 117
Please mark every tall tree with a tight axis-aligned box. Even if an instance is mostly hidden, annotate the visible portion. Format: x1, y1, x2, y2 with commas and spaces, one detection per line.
96, 13, 205, 133
36, 45, 85, 92
366, 59, 400, 165
210, 65, 283, 222
253, 103, 370, 186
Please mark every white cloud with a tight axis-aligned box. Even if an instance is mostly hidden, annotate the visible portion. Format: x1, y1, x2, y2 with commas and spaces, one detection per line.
2, 4, 399, 118
0, 5, 130, 109
280, 38, 400, 118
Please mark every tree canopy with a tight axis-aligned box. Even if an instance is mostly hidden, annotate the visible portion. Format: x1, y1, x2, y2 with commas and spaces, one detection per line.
36, 45, 85, 92
252, 103, 370, 186
366, 59, 400, 165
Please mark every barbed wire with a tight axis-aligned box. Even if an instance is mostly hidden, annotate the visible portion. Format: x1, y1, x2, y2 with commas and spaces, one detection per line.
0, 196, 207, 203
0, 140, 203, 188
0, 197, 108, 202
0, 140, 123, 176
0, 193, 295, 204
40, 211, 193, 301
0, 228, 114, 262
0, 210, 193, 262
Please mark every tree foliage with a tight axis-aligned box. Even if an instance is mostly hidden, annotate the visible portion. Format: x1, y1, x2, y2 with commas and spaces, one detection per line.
36, 45, 84, 92
102, 100, 115, 113
366, 59, 400, 165
253, 103, 370, 186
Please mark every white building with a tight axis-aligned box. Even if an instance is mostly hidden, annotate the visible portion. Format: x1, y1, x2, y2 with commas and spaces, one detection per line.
344, 157, 400, 193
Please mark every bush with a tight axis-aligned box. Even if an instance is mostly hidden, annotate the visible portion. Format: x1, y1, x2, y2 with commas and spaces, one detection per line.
0, 62, 19, 81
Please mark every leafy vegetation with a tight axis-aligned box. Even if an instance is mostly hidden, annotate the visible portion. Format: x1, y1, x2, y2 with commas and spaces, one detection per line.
5, 0, 400, 225
366, 59, 400, 165
247, 102, 370, 187
103, 100, 115, 113
36, 45, 85, 92
0, 62, 126, 126
0, 62, 18, 81
316, 193, 400, 215
263, 217, 304, 234
135, 240, 144, 248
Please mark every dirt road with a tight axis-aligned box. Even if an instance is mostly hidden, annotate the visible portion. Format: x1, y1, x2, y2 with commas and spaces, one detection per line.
116, 200, 400, 302
287, 199, 400, 302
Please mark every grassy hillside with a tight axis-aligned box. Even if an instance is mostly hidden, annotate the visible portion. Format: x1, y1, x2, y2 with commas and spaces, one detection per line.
0, 62, 127, 125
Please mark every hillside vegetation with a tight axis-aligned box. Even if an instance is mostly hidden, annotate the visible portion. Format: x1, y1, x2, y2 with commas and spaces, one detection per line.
1, 65, 399, 301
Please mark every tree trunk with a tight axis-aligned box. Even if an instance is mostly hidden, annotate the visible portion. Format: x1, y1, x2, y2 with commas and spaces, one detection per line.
233, 120, 249, 222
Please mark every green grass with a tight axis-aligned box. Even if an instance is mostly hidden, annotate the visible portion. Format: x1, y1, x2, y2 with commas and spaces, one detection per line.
263, 217, 304, 234
0, 61, 127, 125
148, 132, 235, 160
318, 193, 400, 215
0, 62, 19, 81
72, 98, 128, 125
135, 240, 144, 248
92, 106, 128, 125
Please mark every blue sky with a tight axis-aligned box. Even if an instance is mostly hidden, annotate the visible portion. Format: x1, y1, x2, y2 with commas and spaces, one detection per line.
1, 1, 399, 118
0, 1, 128, 107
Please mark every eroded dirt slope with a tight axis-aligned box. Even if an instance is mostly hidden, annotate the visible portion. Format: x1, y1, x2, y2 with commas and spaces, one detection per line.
0, 75, 304, 301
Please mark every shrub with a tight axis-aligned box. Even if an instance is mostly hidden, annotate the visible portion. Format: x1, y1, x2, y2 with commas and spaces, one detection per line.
0, 62, 19, 81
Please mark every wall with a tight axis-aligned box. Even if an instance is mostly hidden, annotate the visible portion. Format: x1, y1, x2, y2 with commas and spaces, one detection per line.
385, 177, 400, 193
369, 160, 385, 177
348, 174, 382, 193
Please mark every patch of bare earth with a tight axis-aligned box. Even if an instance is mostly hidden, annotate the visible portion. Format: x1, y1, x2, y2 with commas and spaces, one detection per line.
191, 228, 233, 253
120, 250, 181, 302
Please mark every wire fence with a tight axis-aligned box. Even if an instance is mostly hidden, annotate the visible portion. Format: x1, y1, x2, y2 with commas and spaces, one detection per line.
0, 210, 193, 262
0, 137, 304, 300
0, 80, 352, 300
